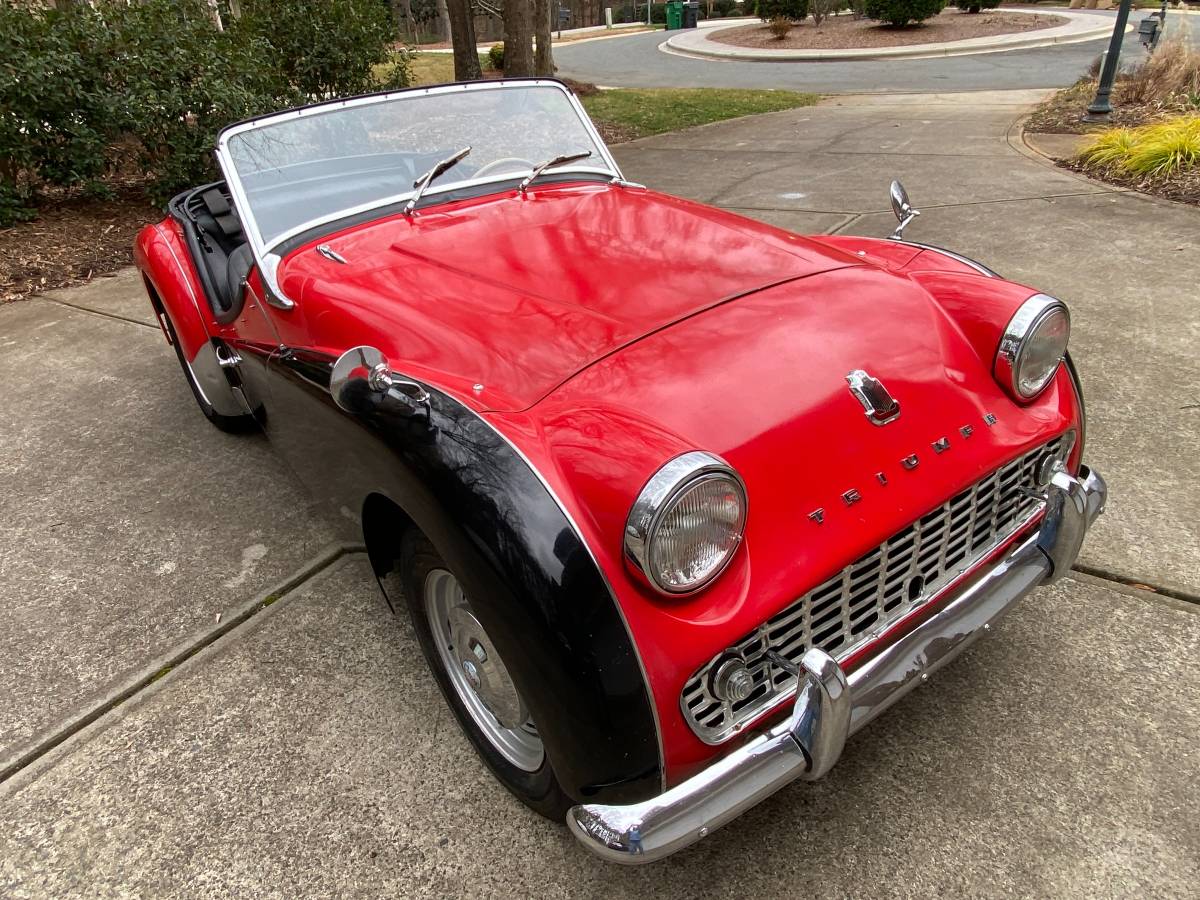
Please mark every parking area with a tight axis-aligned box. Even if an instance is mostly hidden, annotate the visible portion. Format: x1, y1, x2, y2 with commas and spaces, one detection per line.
2, 91, 1198, 896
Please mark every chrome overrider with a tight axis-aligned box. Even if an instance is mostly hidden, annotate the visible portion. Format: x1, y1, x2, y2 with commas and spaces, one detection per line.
567, 464, 1107, 864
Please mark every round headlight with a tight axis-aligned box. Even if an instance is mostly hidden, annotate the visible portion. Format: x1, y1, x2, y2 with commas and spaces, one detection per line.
995, 294, 1070, 401
625, 452, 747, 595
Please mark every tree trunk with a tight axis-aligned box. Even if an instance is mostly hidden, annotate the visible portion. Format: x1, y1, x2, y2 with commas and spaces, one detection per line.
534, 0, 554, 75
445, 0, 483, 80
435, 0, 453, 44
503, 0, 536, 77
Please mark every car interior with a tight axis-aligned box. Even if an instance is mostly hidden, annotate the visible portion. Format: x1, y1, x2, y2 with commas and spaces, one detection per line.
168, 181, 254, 323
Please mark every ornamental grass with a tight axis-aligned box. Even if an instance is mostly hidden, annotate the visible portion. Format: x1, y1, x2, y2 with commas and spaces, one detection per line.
1078, 117, 1200, 178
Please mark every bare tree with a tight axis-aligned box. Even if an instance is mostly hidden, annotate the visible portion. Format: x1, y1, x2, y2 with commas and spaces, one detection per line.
503, 0, 535, 77
435, 0, 453, 43
534, 0, 554, 76
446, 0, 483, 80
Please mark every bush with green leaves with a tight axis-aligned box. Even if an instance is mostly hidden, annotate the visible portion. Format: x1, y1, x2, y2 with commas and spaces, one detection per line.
489, 42, 506, 70
952, 0, 999, 11
0, 0, 409, 226
864, 0, 944, 26
233, 0, 408, 99
756, 0, 809, 20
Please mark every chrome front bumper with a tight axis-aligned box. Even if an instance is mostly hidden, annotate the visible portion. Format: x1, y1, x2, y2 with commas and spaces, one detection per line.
568, 464, 1107, 864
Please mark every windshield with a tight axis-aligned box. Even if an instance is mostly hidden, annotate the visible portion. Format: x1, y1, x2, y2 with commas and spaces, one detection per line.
218, 82, 612, 250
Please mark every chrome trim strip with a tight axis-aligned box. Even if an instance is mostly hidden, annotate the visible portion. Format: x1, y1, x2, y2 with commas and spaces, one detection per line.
567, 465, 1106, 863
891, 240, 1000, 278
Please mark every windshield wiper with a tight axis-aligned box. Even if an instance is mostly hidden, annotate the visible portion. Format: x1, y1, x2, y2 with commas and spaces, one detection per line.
405, 146, 471, 215
518, 150, 593, 195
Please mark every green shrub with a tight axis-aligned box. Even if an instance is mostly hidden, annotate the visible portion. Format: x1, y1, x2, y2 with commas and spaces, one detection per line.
233, 0, 406, 100
756, 0, 809, 20
952, 0, 999, 11
712, 0, 741, 15
489, 42, 506, 70
0, 0, 411, 225
104, 0, 287, 201
864, 0, 944, 26
0, 0, 117, 220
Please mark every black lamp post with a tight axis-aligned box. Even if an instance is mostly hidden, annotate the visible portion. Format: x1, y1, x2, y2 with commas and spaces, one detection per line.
1084, 0, 1136, 121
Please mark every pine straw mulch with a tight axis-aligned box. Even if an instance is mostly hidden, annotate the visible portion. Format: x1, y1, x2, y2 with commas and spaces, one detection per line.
1059, 156, 1200, 206
1, 186, 161, 303
711, 9, 1066, 50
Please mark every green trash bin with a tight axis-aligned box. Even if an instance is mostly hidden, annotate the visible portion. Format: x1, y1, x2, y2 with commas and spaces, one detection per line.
665, 0, 684, 30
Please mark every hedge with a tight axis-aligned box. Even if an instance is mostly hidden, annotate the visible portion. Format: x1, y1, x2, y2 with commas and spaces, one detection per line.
0, 0, 410, 226
864, 0, 945, 25
755, 0, 810, 22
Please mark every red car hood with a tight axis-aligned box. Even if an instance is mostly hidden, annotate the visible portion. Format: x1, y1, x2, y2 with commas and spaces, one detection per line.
489, 263, 1076, 776
280, 183, 859, 410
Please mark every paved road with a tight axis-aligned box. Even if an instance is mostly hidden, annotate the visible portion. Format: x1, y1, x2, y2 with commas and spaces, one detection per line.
556, 9, 1165, 91
2, 91, 1198, 896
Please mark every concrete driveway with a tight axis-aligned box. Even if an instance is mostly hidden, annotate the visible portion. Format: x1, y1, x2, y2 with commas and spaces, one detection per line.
2, 91, 1197, 897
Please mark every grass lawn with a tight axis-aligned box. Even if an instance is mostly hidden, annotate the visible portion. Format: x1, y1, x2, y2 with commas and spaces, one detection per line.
384, 58, 819, 143
579, 88, 818, 141
405, 53, 495, 86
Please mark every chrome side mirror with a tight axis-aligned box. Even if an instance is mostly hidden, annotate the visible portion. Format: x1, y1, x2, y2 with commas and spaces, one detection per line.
330, 345, 430, 413
889, 179, 920, 240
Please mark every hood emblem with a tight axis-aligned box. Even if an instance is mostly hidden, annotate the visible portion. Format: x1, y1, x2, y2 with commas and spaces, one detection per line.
846, 369, 900, 426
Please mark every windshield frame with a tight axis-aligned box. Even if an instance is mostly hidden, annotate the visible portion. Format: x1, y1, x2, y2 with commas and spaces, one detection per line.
212, 79, 622, 305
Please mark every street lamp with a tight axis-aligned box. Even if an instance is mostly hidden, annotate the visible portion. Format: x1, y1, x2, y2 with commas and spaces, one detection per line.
1084, 0, 1136, 121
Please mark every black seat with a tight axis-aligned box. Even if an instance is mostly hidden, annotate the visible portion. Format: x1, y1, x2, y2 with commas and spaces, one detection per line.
189, 187, 250, 313
224, 243, 254, 309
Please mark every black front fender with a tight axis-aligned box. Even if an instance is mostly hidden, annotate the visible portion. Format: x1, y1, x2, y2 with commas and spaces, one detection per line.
266, 349, 662, 806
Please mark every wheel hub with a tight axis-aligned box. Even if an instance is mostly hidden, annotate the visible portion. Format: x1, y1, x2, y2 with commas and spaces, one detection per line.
448, 605, 527, 728
423, 568, 544, 772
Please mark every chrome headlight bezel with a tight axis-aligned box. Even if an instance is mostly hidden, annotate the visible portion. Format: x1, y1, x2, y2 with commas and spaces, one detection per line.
995, 293, 1070, 402
624, 451, 747, 596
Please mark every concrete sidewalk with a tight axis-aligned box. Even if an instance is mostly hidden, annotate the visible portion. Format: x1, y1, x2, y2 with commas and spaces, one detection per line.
2, 90, 1198, 896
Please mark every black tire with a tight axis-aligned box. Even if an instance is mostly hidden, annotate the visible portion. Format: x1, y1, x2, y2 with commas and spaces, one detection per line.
157, 307, 256, 434
395, 529, 572, 821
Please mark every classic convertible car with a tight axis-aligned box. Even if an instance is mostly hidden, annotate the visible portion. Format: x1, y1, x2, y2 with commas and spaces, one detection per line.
134, 79, 1106, 862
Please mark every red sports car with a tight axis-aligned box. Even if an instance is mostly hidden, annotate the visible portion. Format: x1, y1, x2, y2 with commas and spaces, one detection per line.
134, 78, 1106, 863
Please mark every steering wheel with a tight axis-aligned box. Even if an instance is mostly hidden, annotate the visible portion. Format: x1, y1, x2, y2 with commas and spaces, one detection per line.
474, 157, 536, 178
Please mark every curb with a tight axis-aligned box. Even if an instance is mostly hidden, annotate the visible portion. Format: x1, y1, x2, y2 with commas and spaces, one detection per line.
662, 9, 1126, 62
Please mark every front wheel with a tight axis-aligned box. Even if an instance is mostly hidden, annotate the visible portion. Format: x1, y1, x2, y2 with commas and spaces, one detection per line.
396, 531, 571, 820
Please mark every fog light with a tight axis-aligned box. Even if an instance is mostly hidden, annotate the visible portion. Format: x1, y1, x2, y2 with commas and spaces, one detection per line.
711, 656, 755, 704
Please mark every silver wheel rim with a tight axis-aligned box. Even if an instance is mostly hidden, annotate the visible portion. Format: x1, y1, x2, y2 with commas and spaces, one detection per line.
424, 568, 544, 772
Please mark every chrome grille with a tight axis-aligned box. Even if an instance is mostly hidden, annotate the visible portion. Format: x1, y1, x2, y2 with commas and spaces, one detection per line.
681, 437, 1064, 744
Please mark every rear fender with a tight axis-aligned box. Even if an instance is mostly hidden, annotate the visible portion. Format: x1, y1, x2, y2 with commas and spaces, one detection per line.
134, 220, 245, 418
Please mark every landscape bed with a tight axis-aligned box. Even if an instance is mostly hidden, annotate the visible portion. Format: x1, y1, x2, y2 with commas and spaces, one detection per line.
709, 9, 1067, 50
